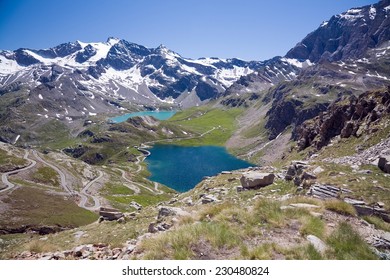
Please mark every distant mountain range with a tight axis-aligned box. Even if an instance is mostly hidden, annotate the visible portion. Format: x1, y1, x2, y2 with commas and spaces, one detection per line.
0, 37, 281, 108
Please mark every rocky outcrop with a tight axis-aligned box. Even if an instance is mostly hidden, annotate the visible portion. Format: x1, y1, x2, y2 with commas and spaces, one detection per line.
297, 89, 390, 151
240, 172, 275, 189
323, 136, 390, 167
307, 184, 352, 200
0, 225, 68, 235
264, 82, 329, 140
284, 161, 318, 186
344, 198, 390, 223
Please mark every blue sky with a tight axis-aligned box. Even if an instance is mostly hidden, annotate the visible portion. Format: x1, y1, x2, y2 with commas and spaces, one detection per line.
0, 0, 378, 60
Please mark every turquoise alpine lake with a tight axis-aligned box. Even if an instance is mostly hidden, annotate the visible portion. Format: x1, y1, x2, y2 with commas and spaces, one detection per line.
110, 111, 176, 123
145, 145, 254, 192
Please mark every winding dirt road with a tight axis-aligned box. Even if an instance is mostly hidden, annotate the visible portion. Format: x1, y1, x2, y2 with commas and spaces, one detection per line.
115, 168, 141, 194
0, 150, 37, 193
32, 150, 73, 195
78, 170, 103, 211
33, 150, 103, 211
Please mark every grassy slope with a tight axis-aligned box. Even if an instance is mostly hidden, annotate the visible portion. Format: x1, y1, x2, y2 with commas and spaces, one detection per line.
166, 107, 243, 146
0, 187, 97, 228
0, 148, 28, 172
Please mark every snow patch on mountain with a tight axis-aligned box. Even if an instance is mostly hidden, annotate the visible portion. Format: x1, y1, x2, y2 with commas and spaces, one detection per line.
0, 53, 24, 74
369, 6, 377, 20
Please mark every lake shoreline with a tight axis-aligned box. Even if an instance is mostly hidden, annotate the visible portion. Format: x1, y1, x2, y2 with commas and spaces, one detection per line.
144, 144, 255, 192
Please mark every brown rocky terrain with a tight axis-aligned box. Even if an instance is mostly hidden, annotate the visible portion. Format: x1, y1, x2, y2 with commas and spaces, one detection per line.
296, 88, 390, 151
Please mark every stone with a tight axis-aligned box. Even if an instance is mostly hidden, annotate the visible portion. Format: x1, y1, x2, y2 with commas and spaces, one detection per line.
39, 254, 54, 260
129, 201, 142, 211
378, 156, 390, 173
377, 201, 385, 208
148, 223, 157, 233
382, 232, 390, 243
307, 235, 327, 254
308, 184, 351, 200
240, 172, 275, 189
344, 198, 366, 205
99, 207, 124, 221
289, 203, 320, 209
201, 195, 219, 204
52, 252, 65, 260
125, 245, 136, 254
310, 212, 323, 218
160, 223, 172, 230
157, 206, 190, 220
370, 234, 390, 249
313, 166, 325, 174
293, 176, 301, 186
280, 205, 294, 210
285, 165, 296, 180
93, 243, 107, 249
168, 198, 178, 204
302, 171, 317, 180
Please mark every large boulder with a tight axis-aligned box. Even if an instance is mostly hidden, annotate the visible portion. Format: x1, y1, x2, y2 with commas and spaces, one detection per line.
157, 206, 190, 220
240, 172, 275, 189
378, 156, 390, 173
99, 207, 124, 221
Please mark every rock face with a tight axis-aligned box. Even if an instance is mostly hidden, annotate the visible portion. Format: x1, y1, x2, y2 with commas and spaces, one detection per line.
378, 156, 390, 173
240, 172, 275, 189
296, 89, 390, 151
286, 0, 390, 63
265, 87, 329, 140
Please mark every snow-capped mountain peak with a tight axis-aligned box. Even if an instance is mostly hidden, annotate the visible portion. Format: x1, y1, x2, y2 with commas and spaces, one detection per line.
1, 38, 285, 108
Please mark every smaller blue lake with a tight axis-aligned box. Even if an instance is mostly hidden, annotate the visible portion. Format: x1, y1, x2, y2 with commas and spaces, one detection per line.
146, 145, 254, 192
110, 111, 176, 123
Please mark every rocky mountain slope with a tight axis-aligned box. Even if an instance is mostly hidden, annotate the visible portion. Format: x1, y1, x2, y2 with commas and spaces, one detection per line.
296, 88, 390, 151
286, 0, 390, 62
222, 1, 390, 166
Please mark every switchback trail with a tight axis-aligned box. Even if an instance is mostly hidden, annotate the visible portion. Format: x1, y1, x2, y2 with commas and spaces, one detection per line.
32, 150, 73, 195
0, 150, 37, 193
33, 150, 103, 211
78, 170, 103, 211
